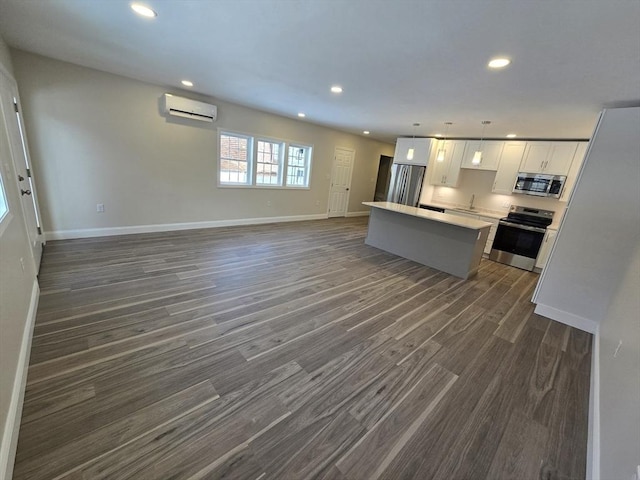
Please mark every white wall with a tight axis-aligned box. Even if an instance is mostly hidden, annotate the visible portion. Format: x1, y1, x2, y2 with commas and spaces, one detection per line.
533, 107, 640, 332
0, 36, 39, 480
598, 243, 640, 479
531, 107, 640, 480
11, 50, 394, 238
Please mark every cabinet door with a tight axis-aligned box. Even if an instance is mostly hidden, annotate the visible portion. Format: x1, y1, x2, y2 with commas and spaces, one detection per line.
492, 141, 526, 194
560, 142, 588, 202
475, 215, 499, 254
521, 142, 551, 173
535, 229, 558, 269
461, 141, 504, 170
442, 140, 465, 186
544, 142, 578, 175
429, 140, 464, 186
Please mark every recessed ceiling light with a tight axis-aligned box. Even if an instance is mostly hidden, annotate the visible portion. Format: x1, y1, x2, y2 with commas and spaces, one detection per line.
435, 133, 442, 137
297, 112, 306, 118
363, 131, 370, 135
181, 80, 193, 87
488, 57, 511, 69
330, 85, 343, 94
131, 3, 157, 18
506, 133, 517, 138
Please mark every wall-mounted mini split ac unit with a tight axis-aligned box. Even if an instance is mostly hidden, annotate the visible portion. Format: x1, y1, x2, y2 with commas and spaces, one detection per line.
162, 94, 217, 122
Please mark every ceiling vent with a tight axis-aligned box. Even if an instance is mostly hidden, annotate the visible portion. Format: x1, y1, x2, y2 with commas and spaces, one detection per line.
162, 94, 217, 122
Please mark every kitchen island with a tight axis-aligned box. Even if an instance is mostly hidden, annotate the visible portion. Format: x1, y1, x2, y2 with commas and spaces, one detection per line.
362, 201, 492, 279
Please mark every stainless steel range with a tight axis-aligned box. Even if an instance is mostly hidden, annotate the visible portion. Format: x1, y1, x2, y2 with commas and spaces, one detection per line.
489, 205, 554, 271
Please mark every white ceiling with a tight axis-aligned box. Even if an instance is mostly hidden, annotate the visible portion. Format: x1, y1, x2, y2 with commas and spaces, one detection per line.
1, 0, 639, 143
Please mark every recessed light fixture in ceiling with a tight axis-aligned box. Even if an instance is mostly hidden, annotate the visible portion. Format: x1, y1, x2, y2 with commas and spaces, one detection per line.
330, 85, 343, 94
297, 112, 306, 118
506, 133, 517, 138
363, 131, 370, 135
488, 57, 511, 69
130, 3, 157, 18
181, 80, 193, 87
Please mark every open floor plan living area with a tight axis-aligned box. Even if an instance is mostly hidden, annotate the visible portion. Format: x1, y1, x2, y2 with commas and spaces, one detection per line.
0, 1, 638, 479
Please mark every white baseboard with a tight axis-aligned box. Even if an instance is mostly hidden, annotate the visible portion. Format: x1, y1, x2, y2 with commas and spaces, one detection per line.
345, 211, 370, 218
0, 279, 39, 480
586, 332, 600, 480
534, 303, 598, 334
45, 213, 329, 241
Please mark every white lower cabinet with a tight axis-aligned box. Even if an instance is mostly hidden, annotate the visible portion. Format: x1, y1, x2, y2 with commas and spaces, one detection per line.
535, 228, 558, 269
445, 210, 499, 255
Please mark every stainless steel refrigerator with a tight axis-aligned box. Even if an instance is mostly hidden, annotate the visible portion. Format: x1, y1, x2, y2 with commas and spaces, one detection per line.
386, 163, 425, 206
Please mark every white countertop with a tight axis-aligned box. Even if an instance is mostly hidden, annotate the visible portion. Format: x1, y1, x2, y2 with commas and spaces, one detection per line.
363, 202, 493, 230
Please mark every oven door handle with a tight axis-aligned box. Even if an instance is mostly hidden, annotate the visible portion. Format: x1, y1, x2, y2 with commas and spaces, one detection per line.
499, 220, 547, 234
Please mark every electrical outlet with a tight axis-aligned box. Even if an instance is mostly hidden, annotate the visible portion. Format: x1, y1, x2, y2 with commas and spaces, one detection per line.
316, 200, 320, 206
96, 203, 105, 213
20, 257, 25, 272
267, 200, 272, 207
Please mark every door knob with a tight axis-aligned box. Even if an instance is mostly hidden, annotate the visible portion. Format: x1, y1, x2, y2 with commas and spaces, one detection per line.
346, 188, 349, 191
18, 175, 25, 181
21, 189, 31, 196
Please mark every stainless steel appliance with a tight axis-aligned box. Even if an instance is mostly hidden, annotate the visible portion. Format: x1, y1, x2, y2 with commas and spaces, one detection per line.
513, 172, 566, 198
489, 205, 554, 271
387, 163, 425, 206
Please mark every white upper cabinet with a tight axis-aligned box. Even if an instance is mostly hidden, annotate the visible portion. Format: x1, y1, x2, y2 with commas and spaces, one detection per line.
429, 140, 465, 187
393, 137, 434, 166
521, 141, 578, 175
461, 140, 504, 170
492, 141, 526, 194
560, 142, 588, 202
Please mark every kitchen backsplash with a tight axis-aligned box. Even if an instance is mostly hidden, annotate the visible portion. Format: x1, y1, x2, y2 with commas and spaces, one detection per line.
420, 169, 567, 228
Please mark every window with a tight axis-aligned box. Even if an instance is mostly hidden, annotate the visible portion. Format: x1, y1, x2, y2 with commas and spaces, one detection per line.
219, 132, 252, 185
219, 130, 312, 188
0, 174, 8, 223
286, 145, 311, 187
256, 140, 283, 186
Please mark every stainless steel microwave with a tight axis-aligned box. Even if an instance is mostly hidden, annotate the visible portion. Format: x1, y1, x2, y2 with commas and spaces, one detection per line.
513, 172, 566, 198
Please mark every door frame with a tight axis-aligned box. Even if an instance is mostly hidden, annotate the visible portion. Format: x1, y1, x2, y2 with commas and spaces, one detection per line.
0, 64, 45, 270
327, 146, 355, 218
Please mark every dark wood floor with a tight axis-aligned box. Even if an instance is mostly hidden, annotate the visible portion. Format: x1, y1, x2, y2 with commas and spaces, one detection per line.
14, 217, 592, 480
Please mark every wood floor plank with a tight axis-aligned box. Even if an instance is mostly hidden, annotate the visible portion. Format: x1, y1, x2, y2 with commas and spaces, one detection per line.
335, 363, 458, 480
14, 218, 591, 480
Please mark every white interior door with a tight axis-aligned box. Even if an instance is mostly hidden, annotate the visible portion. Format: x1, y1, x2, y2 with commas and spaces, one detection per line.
0, 68, 44, 270
328, 147, 354, 218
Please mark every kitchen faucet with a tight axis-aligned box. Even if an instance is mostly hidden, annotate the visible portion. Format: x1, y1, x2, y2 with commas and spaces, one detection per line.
469, 194, 475, 210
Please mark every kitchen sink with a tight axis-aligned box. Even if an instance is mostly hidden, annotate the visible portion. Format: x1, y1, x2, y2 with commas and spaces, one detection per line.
452, 208, 478, 214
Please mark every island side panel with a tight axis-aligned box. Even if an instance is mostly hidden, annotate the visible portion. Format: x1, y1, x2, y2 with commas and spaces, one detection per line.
365, 207, 489, 279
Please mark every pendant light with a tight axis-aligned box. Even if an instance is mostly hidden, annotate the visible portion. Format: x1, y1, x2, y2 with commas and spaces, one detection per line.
472, 120, 491, 165
436, 122, 452, 162
406, 122, 420, 161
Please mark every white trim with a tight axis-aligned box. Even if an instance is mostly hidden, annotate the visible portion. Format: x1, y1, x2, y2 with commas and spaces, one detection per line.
586, 332, 600, 480
533, 303, 598, 334
345, 210, 370, 217
0, 279, 38, 480
45, 213, 329, 241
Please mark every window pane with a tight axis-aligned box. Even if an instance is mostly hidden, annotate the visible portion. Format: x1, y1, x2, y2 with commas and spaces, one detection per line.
220, 133, 251, 185
0, 174, 8, 222
286, 145, 311, 187
256, 140, 282, 186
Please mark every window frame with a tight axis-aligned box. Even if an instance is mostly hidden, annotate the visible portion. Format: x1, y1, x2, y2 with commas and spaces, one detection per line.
217, 128, 313, 190
285, 144, 312, 188
0, 171, 10, 236
218, 131, 254, 186
255, 137, 285, 187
